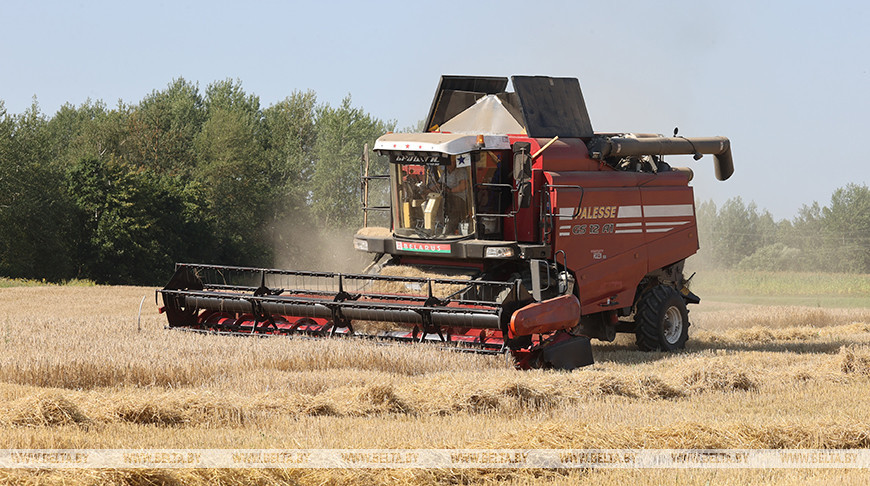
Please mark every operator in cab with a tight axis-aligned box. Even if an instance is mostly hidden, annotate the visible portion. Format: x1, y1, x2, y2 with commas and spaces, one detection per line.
443, 162, 470, 235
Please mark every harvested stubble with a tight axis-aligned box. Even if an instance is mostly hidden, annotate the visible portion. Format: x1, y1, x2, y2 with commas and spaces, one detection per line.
1, 286, 870, 485
2, 468, 870, 486
6, 394, 91, 427
839, 345, 870, 375
682, 365, 759, 392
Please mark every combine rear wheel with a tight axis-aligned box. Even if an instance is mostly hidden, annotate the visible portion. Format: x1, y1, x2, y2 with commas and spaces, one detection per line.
634, 285, 689, 351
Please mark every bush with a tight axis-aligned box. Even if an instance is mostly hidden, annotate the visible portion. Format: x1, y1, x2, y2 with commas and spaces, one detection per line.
737, 243, 804, 272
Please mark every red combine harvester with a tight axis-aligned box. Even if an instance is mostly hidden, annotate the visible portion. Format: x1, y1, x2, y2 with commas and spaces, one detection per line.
159, 75, 733, 369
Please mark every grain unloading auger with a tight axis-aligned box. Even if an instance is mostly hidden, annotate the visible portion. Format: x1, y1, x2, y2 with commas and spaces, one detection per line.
159, 75, 733, 370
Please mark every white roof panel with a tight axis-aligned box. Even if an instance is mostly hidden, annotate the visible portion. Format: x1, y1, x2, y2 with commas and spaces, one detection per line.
374, 132, 509, 155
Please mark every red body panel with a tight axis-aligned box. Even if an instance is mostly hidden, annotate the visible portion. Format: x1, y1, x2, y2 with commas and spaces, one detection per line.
505, 136, 623, 243
543, 170, 696, 312
509, 294, 581, 337
496, 135, 698, 314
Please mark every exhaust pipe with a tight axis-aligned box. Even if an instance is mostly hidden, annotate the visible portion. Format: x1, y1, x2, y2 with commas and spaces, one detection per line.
588, 135, 734, 181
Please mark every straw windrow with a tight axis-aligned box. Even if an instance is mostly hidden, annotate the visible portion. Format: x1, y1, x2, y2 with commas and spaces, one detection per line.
1, 285, 869, 485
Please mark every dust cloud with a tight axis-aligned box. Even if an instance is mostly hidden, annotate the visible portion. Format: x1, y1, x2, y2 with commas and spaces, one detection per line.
270, 216, 376, 274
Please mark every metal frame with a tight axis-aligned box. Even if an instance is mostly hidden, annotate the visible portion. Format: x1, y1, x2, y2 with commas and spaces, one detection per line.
540, 183, 585, 244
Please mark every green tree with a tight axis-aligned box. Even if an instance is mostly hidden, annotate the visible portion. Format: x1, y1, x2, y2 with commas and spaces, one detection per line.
782, 201, 825, 271
0, 81, 401, 282
0, 100, 77, 280
194, 80, 270, 265
311, 96, 393, 227
66, 156, 201, 284
737, 243, 804, 272
262, 91, 319, 263
701, 197, 763, 268
693, 198, 718, 269
203, 79, 261, 124
45, 99, 113, 166
125, 78, 205, 175
821, 183, 870, 272
264, 90, 318, 213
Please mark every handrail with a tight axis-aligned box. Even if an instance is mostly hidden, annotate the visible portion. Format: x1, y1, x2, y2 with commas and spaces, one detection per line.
473, 180, 519, 241
541, 184, 585, 244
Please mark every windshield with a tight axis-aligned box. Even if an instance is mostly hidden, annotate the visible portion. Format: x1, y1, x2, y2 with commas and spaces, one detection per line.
391, 154, 475, 239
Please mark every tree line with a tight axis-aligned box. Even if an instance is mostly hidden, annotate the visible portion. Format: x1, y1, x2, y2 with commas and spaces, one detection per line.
695, 184, 870, 273
1, 78, 867, 285
0, 79, 393, 284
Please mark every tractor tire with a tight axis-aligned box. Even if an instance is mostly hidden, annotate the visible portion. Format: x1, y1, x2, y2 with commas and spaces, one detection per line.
634, 285, 689, 351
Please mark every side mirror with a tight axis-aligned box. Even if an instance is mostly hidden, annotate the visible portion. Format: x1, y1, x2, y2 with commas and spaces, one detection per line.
513, 142, 533, 209
512, 142, 532, 183
518, 181, 532, 208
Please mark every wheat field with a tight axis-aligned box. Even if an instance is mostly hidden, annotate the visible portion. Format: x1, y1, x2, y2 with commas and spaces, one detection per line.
1, 283, 870, 485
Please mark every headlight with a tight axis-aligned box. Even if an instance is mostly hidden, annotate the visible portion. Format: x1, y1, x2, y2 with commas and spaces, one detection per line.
485, 246, 515, 258
353, 238, 369, 251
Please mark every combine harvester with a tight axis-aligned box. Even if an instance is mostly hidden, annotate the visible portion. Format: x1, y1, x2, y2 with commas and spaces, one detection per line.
159, 75, 733, 369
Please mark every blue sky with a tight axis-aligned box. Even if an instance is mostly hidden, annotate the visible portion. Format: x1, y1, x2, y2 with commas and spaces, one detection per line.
2, 0, 868, 219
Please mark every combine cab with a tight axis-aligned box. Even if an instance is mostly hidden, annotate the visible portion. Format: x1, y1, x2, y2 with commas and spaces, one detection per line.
159, 75, 733, 369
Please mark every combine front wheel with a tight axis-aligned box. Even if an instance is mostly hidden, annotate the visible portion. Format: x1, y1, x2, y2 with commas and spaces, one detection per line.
635, 285, 689, 351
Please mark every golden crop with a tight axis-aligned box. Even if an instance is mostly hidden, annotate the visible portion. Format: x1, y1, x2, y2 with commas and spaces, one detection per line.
0, 284, 869, 485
